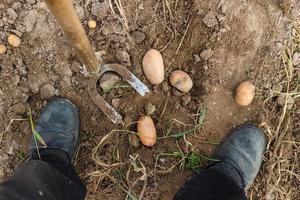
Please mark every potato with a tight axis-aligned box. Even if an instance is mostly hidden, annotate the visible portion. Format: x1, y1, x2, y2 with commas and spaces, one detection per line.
137, 116, 156, 146
0, 44, 6, 54
142, 49, 164, 84
235, 81, 255, 106
7, 34, 21, 47
88, 20, 97, 29
169, 70, 193, 93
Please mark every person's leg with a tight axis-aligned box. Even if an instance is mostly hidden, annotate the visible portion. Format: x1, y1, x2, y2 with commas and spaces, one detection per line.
174, 125, 266, 200
0, 99, 86, 200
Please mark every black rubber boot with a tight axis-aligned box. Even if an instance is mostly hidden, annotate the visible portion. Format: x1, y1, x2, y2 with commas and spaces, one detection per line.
29, 99, 80, 163
212, 125, 266, 190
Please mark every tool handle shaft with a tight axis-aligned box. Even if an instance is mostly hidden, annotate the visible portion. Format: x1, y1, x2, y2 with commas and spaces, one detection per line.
45, 0, 100, 74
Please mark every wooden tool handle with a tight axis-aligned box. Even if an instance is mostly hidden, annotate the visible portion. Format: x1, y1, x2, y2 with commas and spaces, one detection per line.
45, 0, 100, 74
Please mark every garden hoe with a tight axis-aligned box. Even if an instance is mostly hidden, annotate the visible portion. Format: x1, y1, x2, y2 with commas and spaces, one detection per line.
45, 0, 150, 124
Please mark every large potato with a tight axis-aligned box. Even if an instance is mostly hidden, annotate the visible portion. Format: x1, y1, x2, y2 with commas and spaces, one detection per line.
142, 49, 164, 85
169, 70, 193, 93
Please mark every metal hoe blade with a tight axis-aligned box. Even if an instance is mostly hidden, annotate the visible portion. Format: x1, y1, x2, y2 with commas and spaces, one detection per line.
88, 63, 150, 124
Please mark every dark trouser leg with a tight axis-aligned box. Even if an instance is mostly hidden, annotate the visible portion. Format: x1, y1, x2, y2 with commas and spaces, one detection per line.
174, 163, 247, 200
0, 149, 86, 200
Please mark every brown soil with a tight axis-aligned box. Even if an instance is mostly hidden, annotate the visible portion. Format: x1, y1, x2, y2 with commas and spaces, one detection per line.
1, 0, 300, 199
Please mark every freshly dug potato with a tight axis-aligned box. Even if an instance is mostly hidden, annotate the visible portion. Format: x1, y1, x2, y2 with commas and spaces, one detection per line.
235, 81, 255, 106
169, 70, 193, 93
0, 44, 6, 54
88, 20, 97, 29
142, 49, 164, 84
137, 116, 156, 146
7, 34, 21, 47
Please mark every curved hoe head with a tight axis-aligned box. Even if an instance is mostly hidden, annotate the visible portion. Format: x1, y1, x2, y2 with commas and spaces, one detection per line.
88, 63, 150, 124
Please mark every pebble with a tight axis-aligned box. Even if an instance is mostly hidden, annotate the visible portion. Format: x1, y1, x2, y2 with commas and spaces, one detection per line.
202, 11, 218, 28
128, 134, 140, 147
7, 34, 21, 47
40, 84, 56, 100
91, 2, 109, 18
75, 5, 84, 20
293, 52, 300, 66
88, 20, 97, 29
111, 98, 120, 108
99, 73, 120, 91
0, 44, 6, 54
145, 102, 156, 115
131, 30, 146, 44
193, 54, 201, 62
200, 48, 214, 61
277, 94, 294, 109
116, 51, 131, 66
175, 101, 180, 109
13, 103, 27, 115
159, 158, 166, 164
181, 95, 191, 106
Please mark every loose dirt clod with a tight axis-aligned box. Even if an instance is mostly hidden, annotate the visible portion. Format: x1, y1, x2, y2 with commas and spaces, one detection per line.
13, 103, 27, 115
40, 84, 56, 100
116, 50, 131, 66
277, 94, 294, 109
91, 2, 109, 18
202, 11, 218, 28
200, 48, 214, 61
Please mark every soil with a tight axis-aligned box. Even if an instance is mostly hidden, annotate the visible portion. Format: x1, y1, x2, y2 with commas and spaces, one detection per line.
1, 0, 300, 200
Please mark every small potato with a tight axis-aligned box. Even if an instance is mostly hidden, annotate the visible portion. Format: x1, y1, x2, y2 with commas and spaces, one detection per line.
0, 44, 6, 54
7, 34, 21, 47
169, 70, 193, 93
235, 81, 255, 106
137, 116, 156, 147
88, 20, 97, 29
142, 49, 164, 85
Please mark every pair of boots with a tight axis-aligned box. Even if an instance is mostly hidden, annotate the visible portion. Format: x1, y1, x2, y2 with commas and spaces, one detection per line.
0, 99, 266, 200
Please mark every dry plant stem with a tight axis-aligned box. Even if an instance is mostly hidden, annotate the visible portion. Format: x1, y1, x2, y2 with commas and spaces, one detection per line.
0, 118, 27, 144
175, 15, 193, 55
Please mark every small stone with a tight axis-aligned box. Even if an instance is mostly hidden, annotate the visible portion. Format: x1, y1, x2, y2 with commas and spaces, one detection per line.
159, 158, 166, 164
181, 95, 191, 106
116, 51, 131, 66
112, 98, 120, 108
7, 34, 21, 47
7, 8, 17, 20
175, 101, 180, 109
13, 103, 27, 115
293, 52, 300, 66
277, 94, 294, 109
129, 134, 140, 147
131, 30, 146, 44
88, 20, 97, 29
0, 44, 6, 54
200, 48, 214, 61
202, 11, 218, 28
40, 84, 56, 100
145, 102, 156, 115
99, 73, 120, 91
75, 5, 85, 20
193, 54, 201, 62
91, 2, 109, 18
162, 82, 169, 91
